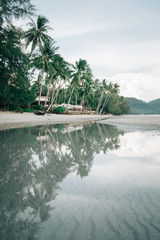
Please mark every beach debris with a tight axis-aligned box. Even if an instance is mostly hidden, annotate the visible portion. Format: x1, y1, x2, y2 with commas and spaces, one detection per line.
34, 110, 45, 115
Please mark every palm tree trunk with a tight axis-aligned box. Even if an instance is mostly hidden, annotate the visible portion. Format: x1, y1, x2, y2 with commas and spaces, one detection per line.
67, 85, 76, 109
75, 94, 77, 105
99, 94, 111, 114
96, 88, 105, 114
38, 63, 45, 106
46, 78, 68, 113
44, 73, 54, 108
46, 77, 58, 112
80, 89, 86, 106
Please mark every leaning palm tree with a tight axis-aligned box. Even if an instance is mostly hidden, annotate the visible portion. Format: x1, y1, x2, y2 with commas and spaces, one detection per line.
80, 66, 93, 106
44, 66, 57, 108
30, 39, 58, 105
99, 83, 120, 114
44, 54, 64, 108
96, 79, 107, 114
67, 59, 88, 108
25, 15, 52, 52
46, 55, 71, 113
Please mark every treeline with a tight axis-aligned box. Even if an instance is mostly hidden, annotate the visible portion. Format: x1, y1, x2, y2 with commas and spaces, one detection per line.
0, 0, 130, 115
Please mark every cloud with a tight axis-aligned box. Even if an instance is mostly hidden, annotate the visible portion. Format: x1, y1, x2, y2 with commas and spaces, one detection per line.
63, 41, 160, 101
54, 27, 99, 39
110, 67, 160, 101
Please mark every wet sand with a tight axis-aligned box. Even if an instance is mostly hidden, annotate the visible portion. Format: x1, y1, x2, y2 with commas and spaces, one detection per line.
0, 112, 109, 131
0, 112, 160, 131
99, 114, 160, 126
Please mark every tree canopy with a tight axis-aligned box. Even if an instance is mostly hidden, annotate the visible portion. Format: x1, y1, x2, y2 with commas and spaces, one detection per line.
0, 0, 130, 115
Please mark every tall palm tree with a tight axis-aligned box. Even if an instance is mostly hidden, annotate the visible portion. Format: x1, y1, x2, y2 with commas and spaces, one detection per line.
46, 55, 71, 112
80, 66, 93, 106
25, 15, 52, 52
96, 79, 107, 114
30, 39, 58, 105
67, 59, 88, 108
44, 66, 57, 108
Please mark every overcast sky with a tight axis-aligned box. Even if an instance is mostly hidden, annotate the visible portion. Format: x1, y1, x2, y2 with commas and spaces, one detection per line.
32, 0, 160, 101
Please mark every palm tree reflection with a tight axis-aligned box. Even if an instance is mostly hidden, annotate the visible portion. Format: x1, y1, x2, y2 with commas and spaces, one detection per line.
0, 123, 123, 239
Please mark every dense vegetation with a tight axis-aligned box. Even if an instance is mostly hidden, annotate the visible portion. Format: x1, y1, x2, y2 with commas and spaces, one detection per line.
0, 0, 130, 115
127, 98, 160, 114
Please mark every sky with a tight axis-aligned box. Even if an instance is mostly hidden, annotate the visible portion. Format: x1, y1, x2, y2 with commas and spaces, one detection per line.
31, 0, 160, 101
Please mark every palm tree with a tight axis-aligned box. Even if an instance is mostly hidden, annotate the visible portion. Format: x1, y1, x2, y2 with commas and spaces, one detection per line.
67, 59, 88, 108
99, 83, 120, 114
46, 55, 71, 112
44, 67, 57, 108
25, 15, 52, 52
96, 79, 107, 114
30, 39, 58, 105
80, 66, 93, 106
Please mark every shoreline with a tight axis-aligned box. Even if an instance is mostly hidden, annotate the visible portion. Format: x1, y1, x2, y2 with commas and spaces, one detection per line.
98, 114, 160, 126
0, 112, 160, 131
0, 112, 109, 131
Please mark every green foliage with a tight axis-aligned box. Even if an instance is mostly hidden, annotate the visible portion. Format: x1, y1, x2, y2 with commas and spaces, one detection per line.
24, 15, 53, 52
23, 107, 35, 112
36, 104, 44, 111
0, 25, 36, 109
0, 0, 35, 23
0, 0, 36, 110
56, 106, 65, 113
103, 95, 131, 115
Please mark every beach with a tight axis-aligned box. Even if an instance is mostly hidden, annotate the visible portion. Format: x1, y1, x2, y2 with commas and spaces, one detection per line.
0, 112, 160, 131
0, 112, 109, 130
99, 114, 160, 126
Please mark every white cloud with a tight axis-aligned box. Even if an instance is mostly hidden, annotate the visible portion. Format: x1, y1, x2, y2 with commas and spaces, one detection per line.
54, 27, 97, 39
63, 41, 160, 101
110, 67, 160, 101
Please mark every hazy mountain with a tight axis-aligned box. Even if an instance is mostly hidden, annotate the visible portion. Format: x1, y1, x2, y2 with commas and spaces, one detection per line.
126, 98, 160, 114
148, 98, 160, 111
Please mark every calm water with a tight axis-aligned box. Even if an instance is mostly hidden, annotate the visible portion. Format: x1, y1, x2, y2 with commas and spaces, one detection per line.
0, 123, 160, 240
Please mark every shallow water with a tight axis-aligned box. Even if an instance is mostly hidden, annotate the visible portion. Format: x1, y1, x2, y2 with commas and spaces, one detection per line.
0, 123, 160, 240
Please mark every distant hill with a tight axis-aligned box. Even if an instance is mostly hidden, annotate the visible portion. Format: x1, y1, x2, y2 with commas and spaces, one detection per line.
126, 97, 160, 114
148, 98, 160, 111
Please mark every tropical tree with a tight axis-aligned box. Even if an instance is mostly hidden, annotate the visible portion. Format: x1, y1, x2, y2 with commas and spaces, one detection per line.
0, 25, 35, 109
80, 66, 93, 106
96, 79, 107, 113
46, 55, 71, 112
30, 39, 58, 105
67, 59, 88, 108
24, 15, 52, 52
0, 0, 36, 110
44, 69, 56, 108
99, 83, 120, 114
0, 0, 35, 24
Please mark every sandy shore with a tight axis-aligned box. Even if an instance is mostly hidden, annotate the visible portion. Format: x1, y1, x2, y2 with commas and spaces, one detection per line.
0, 112, 160, 131
0, 112, 109, 131
98, 114, 160, 128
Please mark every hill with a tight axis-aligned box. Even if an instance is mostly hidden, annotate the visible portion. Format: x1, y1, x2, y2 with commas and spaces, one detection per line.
126, 98, 160, 114
148, 98, 160, 112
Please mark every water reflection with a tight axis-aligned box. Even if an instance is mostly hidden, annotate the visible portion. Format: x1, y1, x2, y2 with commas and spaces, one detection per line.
0, 123, 123, 240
